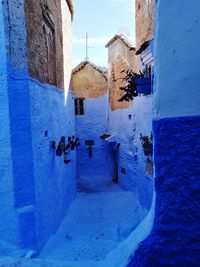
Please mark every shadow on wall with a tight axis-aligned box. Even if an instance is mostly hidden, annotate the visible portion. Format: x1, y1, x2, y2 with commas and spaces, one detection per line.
0, 63, 77, 252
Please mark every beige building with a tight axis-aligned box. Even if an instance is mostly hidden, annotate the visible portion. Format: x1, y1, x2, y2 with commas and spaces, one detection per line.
106, 34, 135, 111
135, 0, 155, 72
71, 60, 107, 99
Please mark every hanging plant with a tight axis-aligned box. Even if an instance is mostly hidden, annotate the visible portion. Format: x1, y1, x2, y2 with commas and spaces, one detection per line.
52, 136, 80, 164
118, 69, 144, 102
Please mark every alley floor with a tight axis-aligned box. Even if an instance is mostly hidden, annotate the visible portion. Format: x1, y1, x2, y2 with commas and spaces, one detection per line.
39, 176, 147, 266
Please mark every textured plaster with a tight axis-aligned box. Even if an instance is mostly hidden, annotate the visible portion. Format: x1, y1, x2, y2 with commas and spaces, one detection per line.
0, 1, 20, 246
135, 0, 155, 49
153, 0, 200, 119
0, 0, 76, 252
75, 93, 112, 187
108, 55, 131, 111
3, 66, 77, 251
128, 1, 200, 265
128, 117, 200, 266
29, 81, 77, 251
107, 36, 135, 111
72, 63, 107, 99
2, 0, 28, 71
108, 95, 153, 211
24, 0, 64, 87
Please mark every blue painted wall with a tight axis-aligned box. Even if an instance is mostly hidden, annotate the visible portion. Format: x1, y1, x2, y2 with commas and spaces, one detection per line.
0, 1, 20, 246
108, 96, 153, 211
128, 1, 200, 266
75, 93, 113, 189
3, 68, 77, 252
0, 0, 77, 252
30, 82, 77, 251
128, 117, 200, 266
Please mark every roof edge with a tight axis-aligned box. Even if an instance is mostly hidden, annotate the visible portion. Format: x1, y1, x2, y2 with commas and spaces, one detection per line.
105, 34, 135, 50
72, 60, 108, 80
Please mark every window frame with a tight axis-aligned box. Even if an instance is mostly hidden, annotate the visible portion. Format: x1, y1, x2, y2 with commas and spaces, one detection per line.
75, 98, 85, 115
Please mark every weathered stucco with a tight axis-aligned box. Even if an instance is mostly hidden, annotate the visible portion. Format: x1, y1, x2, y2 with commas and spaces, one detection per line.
0, 0, 76, 253
135, 0, 155, 73
0, 2, 20, 246
128, 1, 200, 266
75, 93, 112, 187
108, 95, 153, 211
135, 0, 155, 49
107, 36, 135, 111
2, 0, 28, 72
71, 61, 107, 99
24, 0, 72, 88
108, 55, 131, 111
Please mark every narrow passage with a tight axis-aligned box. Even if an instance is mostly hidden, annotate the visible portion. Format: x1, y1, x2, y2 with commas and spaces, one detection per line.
39, 177, 146, 265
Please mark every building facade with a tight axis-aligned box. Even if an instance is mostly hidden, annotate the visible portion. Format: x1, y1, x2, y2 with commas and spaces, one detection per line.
71, 60, 113, 188
106, 33, 153, 212
0, 0, 76, 253
128, 1, 200, 266
72, 32, 153, 217
135, 0, 155, 73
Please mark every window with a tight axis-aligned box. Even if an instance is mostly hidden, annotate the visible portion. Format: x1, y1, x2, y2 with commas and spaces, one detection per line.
75, 98, 84, 115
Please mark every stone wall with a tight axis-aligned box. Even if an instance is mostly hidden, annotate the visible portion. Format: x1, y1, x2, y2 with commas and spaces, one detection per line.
24, 0, 72, 88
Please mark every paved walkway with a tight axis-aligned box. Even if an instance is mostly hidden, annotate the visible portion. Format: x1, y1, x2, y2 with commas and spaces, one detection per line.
39, 177, 146, 265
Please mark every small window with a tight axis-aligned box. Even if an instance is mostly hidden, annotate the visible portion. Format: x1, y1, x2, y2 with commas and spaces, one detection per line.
121, 167, 126, 175
75, 98, 84, 115
85, 140, 94, 146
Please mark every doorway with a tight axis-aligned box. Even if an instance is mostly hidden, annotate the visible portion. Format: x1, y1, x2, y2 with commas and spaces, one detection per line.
112, 144, 119, 184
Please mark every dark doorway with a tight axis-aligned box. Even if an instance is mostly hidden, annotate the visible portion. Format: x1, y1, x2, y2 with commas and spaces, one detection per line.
112, 144, 119, 184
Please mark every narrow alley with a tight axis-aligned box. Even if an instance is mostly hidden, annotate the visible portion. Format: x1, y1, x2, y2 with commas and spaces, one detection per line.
40, 176, 147, 265
0, 0, 200, 266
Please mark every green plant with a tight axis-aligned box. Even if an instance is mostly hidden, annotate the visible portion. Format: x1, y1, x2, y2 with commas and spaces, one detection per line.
118, 69, 144, 102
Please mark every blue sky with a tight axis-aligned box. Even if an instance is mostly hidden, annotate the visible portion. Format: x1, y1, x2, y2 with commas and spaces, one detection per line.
72, 0, 135, 67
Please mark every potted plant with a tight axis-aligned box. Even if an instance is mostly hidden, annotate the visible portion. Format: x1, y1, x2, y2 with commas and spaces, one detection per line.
118, 69, 151, 102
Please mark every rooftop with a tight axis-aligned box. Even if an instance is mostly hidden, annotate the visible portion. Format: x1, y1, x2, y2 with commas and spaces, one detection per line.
72, 59, 108, 80
105, 34, 135, 50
